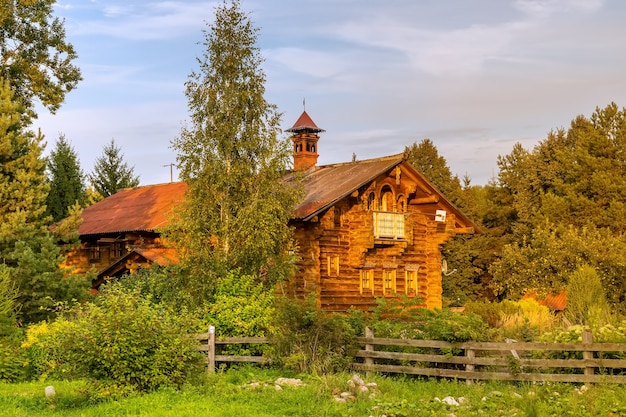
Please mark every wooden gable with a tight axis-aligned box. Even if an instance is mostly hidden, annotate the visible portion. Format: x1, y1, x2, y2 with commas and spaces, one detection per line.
286, 155, 479, 312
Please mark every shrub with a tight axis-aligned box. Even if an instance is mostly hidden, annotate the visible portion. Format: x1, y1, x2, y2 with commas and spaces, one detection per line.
203, 269, 274, 338
498, 298, 555, 341
269, 296, 360, 374
565, 265, 612, 326
23, 284, 204, 394
419, 309, 490, 342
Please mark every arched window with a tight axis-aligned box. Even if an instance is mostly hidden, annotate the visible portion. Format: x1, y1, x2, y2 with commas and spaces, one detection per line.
380, 185, 394, 212
397, 195, 406, 212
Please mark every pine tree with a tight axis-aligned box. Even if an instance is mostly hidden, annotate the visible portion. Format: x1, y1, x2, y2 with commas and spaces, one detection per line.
170, 0, 300, 299
89, 139, 140, 197
0, 79, 87, 323
45, 134, 87, 222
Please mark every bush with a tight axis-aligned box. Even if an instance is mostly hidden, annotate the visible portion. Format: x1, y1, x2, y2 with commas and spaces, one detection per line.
498, 298, 555, 341
23, 284, 204, 394
419, 309, 490, 342
565, 265, 612, 326
203, 269, 274, 338
269, 296, 361, 374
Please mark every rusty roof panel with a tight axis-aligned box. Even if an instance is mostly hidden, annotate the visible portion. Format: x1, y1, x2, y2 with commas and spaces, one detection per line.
78, 182, 187, 236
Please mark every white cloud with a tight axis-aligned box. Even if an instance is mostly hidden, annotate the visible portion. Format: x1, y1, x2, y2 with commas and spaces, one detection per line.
513, 0, 604, 17
71, 1, 216, 40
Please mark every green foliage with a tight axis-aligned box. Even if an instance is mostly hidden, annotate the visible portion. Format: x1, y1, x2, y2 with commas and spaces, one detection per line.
3, 372, 626, 416
203, 269, 274, 338
369, 297, 490, 343
45, 134, 87, 222
269, 296, 360, 374
23, 285, 204, 393
490, 222, 626, 307
0, 265, 17, 338
0, 0, 81, 115
170, 0, 301, 298
88, 139, 139, 197
464, 300, 520, 328
403, 138, 464, 207
419, 309, 489, 342
565, 265, 612, 326
0, 79, 88, 324
497, 298, 556, 341
489, 103, 626, 311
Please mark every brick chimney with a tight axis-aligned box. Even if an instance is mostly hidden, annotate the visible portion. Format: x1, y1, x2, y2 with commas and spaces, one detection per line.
286, 110, 324, 171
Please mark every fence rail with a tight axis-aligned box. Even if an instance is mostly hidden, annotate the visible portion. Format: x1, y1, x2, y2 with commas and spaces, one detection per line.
353, 327, 626, 384
194, 326, 270, 373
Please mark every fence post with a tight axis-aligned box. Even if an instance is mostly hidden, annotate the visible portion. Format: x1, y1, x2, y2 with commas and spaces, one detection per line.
465, 347, 475, 385
207, 325, 216, 374
582, 329, 594, 378
365, 326, 374, 377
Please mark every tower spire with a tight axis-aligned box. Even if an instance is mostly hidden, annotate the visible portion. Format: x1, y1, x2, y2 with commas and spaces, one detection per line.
287, 109, 324, 171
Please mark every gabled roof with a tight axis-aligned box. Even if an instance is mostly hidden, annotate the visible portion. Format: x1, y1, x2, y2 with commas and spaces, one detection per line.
77, 182, 187, 236
288, 154, 404, 220
93, 247, 179, 287
286, 154, 479, 233
75, 154, 479, 236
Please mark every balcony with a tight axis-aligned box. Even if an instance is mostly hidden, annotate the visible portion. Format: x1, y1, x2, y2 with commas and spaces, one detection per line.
373, 211, 405, 240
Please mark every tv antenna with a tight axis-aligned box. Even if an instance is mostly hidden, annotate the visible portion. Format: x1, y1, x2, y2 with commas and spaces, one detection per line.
163, 163, 175, 183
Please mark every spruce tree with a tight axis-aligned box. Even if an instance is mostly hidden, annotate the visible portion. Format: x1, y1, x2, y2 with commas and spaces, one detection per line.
170, 0, 300, 299
89, 139, 140, 197
0, 79, 87, 323
45, 134, 87, 222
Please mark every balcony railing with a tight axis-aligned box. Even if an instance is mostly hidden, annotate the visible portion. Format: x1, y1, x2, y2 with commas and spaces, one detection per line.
373, 211, 405, 240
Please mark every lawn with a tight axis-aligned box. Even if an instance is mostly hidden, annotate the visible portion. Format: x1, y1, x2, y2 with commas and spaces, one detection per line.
2, 367, 626, 416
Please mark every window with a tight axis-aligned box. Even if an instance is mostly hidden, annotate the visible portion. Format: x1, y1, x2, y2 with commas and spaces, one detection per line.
397, 195, 406, 212
326, 256, 339, 276
88, 245, 100, 262
383, 269, 396, 295
405, 269, 418, 296
360, 269, 374, 295
380, 185, 394, 211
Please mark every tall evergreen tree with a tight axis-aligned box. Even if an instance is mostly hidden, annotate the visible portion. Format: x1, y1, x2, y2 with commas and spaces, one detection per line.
170, 0, 300, 299
0, 79, 87, 323
45, 133, 87, 222
89, 139, 140, 197
0, 0, 81, 115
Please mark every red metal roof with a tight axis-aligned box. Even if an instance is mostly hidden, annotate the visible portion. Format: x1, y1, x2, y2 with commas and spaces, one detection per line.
78, 182, 187, 236
286, 110, 325, 133
76, 154, 478, 236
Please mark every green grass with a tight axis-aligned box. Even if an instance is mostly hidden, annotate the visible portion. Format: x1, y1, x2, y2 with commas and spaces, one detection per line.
2, 367, 626, 416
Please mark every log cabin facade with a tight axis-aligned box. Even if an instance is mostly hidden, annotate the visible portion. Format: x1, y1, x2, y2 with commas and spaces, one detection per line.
61, 111, 478, 311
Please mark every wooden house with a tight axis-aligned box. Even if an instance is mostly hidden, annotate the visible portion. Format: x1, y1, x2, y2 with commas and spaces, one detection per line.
62, 111, 478, 311
283, 111, 478, 311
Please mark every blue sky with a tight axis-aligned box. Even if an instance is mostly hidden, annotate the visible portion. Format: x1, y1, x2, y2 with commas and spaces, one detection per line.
35, 0, 626, 185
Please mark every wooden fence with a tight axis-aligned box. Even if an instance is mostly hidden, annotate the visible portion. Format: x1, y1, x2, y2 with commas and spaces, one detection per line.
353, 327, 626, 384
194, 326, 270, 373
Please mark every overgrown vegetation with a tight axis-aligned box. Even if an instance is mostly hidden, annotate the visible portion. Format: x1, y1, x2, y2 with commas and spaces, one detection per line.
22, 284, 204, 395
